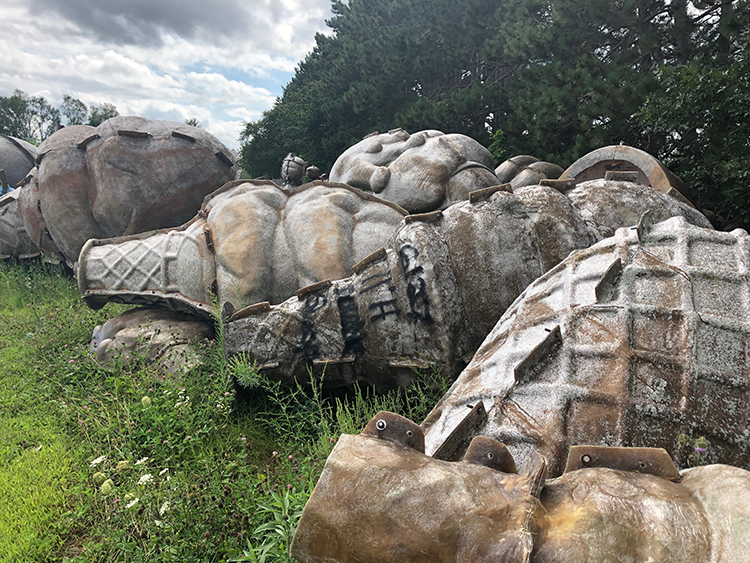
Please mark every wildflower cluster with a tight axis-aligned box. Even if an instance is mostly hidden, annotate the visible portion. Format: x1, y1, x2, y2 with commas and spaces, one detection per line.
86, 452, 173, 521
173, 388, 190, 410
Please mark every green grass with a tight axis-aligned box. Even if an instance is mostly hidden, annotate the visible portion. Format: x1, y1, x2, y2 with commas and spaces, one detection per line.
0, 420, 71, 559
0, 259, 449, 562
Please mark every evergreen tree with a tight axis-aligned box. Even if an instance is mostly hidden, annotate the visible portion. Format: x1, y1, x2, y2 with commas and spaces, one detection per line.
493, 0, 670, 162
241, 0, 510, 176
639, 26, 750, 228
239, 0, 749, 184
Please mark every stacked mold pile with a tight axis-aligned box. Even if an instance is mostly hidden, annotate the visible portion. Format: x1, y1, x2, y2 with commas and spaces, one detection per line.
64, 128, 750, 560
0, 116, 238, 268
77, 142, 714, 388
0, 135, 39, 259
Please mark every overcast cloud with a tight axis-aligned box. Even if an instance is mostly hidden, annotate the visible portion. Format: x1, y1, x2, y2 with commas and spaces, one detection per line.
1, 0, 334, 149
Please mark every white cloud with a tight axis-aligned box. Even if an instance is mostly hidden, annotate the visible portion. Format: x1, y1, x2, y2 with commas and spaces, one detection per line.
183, 72, 275, 104
205, 119, 247, 148
225, 107, 260, 121
0, 0, 333, 150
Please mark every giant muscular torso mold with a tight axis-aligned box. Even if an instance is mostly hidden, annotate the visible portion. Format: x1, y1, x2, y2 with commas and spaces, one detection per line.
80, 171, 715, 393
329, 128, 501, 213
222, 187, 596, 390
78, 180, 407, 318
221, 180, 713, 391
421, 215, 750, 476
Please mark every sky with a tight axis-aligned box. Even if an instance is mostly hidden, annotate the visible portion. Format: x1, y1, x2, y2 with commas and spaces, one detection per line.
0, 0, 335, 150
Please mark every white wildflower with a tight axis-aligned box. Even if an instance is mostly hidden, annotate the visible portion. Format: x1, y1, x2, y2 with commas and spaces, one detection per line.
158, 468, 169, 476
134, 456, 149, 466
89, 454, 107, 467
138, 473, 153, 485
159, 501, 170, 516
125, 497, 140, 509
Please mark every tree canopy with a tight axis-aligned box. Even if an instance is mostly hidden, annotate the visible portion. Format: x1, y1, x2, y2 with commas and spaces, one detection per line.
0, 91, 120, 144
239, 0, 750, 228
638, 25, 750, 228
87, 102, 120, 128
61, 94, 88, 126
0, 90, 60, 144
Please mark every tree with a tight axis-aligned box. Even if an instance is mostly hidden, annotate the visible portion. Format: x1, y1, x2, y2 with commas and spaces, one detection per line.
26, 95, 60, 141
240, 0, 750, 184
184, 117, 201, 127
240, 31, 351, 176
239, 0, 683, 176
638, 31, 750, 229
1, 90, 121, 142
241, 0, 510, 177
637, 1, 750, 229
88, 102, 119, 127
0, 89, 59, 142
691, 0, 748, 58
61, 95, 88, 125
0, 90, 29, 139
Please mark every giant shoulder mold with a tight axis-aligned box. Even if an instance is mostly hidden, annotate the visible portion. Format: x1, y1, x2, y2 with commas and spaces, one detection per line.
291, 413, 746, 562
292, 412, 545, 563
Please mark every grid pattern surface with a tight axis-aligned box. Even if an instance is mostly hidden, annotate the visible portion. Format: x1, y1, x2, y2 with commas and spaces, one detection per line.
425, 217, 750, 473
80, 221, 213, 315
